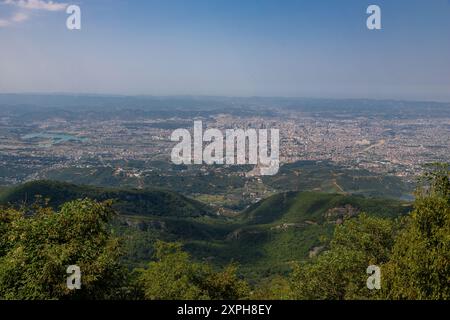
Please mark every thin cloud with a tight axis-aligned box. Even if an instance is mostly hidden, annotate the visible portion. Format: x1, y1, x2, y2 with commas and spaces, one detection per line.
0, 0, 66, 27
3, 0, 68, 11
0, 19, 10, 27
0, 12, 29, 27
11, 12, 29, 22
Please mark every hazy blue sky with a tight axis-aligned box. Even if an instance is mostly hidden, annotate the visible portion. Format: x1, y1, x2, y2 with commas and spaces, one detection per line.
1, 0, 450, 101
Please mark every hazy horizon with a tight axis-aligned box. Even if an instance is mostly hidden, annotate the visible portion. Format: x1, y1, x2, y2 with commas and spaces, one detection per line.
1, 92, 450, 104
1, 0, 450, 101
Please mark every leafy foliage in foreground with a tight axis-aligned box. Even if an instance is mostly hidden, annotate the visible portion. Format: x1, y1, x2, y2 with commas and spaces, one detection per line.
383, 164, 450, 299
289, 214, 396, 299
137, 241, 249, 300
0, 199, 127, 299
287, 163, 450, 300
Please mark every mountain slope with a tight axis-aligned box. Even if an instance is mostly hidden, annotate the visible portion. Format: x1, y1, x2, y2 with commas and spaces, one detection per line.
180, 191, 412, 279
242, 191, 412, 225
0, 181, 413, 281
0, 180, 214, 218
263, 160, 412, 199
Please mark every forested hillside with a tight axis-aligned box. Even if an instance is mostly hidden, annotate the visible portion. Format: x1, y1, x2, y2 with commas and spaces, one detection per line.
0, 164, 448, 299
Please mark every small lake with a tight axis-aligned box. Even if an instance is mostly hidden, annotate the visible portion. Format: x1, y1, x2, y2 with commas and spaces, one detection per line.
21, 133, 88, 145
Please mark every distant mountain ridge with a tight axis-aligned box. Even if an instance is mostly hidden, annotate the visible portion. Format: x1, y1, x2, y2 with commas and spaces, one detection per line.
0, 180, 213, 218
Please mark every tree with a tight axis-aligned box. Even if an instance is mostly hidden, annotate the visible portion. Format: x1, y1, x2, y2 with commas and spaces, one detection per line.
0, 199, 127, 300
383, 164, 450, 299
138, 241, 249, 300
202, 263, 250, 300
251, 276, 292, 300
290, 214, 397, 300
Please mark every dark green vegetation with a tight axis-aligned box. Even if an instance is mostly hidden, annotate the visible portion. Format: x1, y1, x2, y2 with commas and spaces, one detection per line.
0, 199, 127, 299
290, 214, 396, 299
0, 164, 448, 300
0, 180, 212, 218
138, 241, 249, 300
289, 163, 450, 300
265, 161, 412, 199
0, 179, 411, 282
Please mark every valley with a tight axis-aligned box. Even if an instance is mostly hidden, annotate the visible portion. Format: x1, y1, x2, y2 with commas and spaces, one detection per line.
0, 179, 412, 282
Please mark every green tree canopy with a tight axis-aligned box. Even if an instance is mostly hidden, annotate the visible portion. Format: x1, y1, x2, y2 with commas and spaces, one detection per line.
138, 241, 249, 300
290, 214, 397, 300
383, 164, 450, 299
0, 199, 127, 299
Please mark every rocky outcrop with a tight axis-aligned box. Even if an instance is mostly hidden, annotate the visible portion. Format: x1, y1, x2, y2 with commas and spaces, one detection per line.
324, 204, 359, 224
